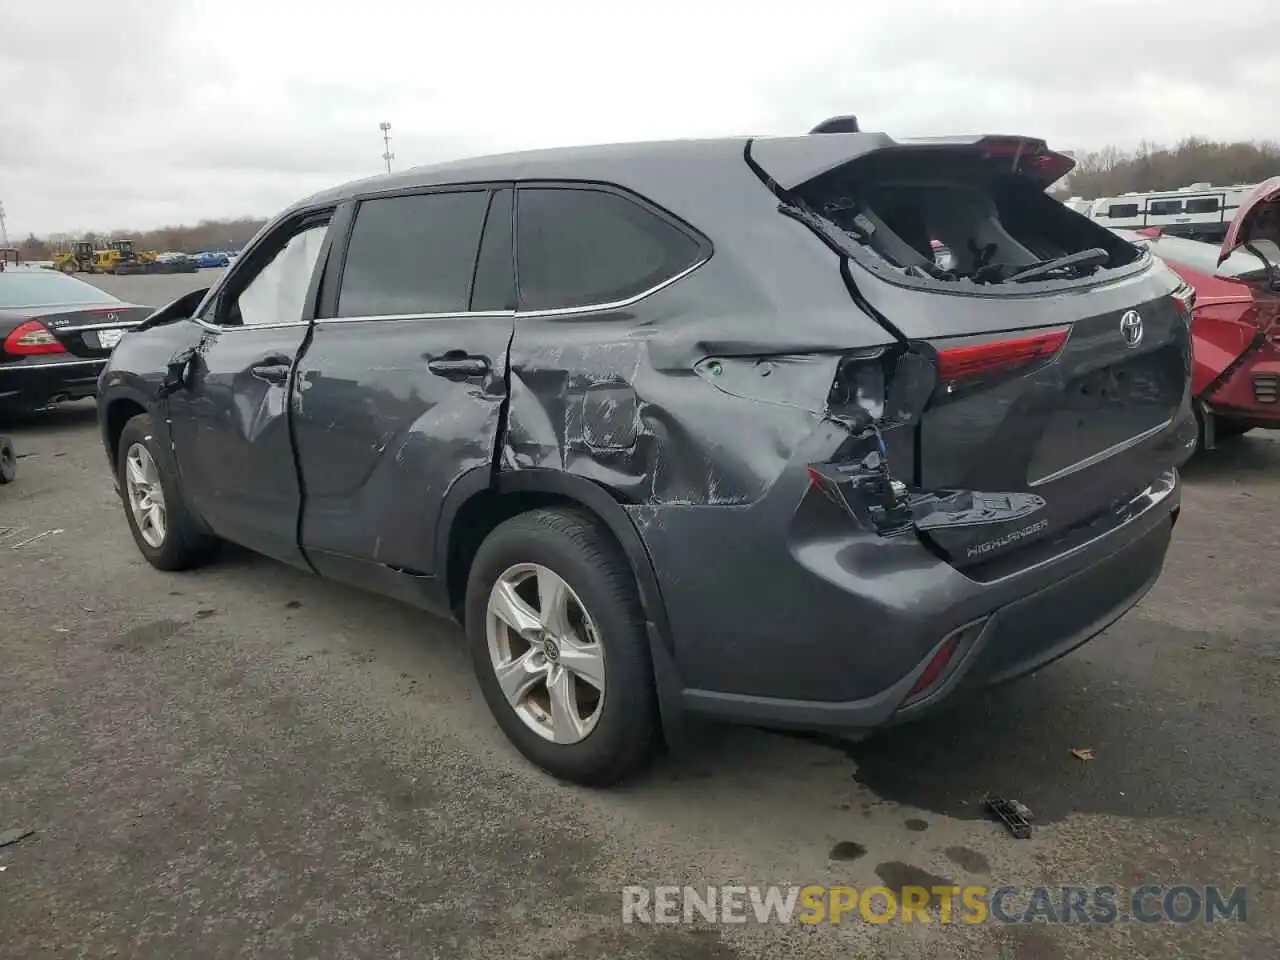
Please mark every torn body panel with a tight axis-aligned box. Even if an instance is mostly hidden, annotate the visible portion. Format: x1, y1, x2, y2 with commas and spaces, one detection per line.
162, 322, 309, 568
497, 204, 1089, 560
292, 314, 515, 574
498, 212, 902, 508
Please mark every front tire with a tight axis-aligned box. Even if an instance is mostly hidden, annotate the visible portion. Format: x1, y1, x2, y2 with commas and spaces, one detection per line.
465, 508, 660, 786
0, 437, 15, 484
117, 413, 218, 570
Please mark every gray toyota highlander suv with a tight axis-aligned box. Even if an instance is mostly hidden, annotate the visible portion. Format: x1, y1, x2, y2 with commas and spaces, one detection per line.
98, 122, 1197, 785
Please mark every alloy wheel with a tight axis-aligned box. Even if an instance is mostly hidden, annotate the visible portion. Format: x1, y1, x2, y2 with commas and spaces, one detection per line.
485, 563, 606, 744
124, 443, 167, 548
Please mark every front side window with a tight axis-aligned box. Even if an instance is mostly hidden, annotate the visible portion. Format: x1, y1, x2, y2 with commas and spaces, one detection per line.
515, 186, 703, 311
229, 223, 330, 327
336, 191, 489, 317
1148, 199, 1184, 216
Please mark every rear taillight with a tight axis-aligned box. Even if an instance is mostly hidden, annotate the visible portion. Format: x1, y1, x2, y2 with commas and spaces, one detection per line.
936, 330, 1068, 386
3, 319, 67, 356
979, 137, 1075, 183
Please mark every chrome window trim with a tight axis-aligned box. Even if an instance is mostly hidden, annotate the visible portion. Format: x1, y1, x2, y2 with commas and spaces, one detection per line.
310, 254, 709, 326
515, 256, 708, 317
192, 317, 311, 333
314, 309, 514, 326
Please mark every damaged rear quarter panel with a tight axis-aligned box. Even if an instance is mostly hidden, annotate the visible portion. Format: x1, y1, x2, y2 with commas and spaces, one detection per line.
499, 149, 900, 511
495, 153, 969, 702
501, 234, 897, 508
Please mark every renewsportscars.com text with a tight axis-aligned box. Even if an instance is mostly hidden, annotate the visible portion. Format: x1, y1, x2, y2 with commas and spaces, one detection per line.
622, 884, 1247, 925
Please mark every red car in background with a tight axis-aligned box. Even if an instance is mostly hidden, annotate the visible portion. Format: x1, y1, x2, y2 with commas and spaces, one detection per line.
1116, 177, 1280, 449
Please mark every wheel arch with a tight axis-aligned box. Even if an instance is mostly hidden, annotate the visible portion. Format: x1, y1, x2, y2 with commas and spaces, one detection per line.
436, 467, 686, 744
102, 391, 150, 473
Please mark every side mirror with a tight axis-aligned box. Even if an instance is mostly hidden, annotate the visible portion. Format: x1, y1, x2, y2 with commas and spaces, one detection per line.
137, 288, 209, 332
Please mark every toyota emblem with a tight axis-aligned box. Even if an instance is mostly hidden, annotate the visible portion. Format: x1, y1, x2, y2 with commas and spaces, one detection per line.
106, 312, 118, 323
1119, 310, 1143, 348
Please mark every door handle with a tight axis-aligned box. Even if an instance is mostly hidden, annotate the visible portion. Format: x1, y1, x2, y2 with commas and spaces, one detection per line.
250, 363, 291, 384
427, 353, 489, 379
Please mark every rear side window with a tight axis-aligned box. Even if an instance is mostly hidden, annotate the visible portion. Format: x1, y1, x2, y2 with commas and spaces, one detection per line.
337, 191, 488, 317
1106, 203, 1140, 218
515, 186, 703, 310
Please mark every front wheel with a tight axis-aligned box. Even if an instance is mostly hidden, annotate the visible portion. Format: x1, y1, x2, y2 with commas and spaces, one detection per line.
117, 413, 218, 570
465, 508, 660, 786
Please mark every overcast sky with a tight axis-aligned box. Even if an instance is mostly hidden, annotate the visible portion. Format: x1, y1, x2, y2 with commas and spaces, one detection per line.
4, 0, 1277, 236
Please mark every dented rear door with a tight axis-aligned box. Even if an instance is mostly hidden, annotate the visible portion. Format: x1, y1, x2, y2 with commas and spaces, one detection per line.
292, 186, 516, 576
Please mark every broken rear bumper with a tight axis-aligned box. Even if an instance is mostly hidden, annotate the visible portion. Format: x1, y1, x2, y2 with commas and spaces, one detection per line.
1203, 348, 1280, 426
633, 468, 1181, 735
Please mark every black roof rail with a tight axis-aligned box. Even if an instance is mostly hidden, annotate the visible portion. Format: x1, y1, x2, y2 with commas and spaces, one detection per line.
810, 115, 859, 134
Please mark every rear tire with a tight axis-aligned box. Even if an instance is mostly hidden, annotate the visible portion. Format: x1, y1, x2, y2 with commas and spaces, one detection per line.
117, 413, 218, 570
465, 507, 660, 786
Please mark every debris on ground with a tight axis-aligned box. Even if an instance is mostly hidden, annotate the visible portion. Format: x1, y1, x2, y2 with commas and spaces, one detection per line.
983, 794, 1032, 839
1071, 747, 1095, 761
0, 827, 35, 848
11, 529, 63, 549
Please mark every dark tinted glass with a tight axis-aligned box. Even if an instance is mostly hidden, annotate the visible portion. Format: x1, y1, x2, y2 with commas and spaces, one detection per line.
470, 189, 516, 312
0, 270, 118, 309
1185, 197, 1220, 214
337, 191, 488, 317
1149, 200, 1184, 216
516, 187, 701, 310
1106, 203, 1139, 218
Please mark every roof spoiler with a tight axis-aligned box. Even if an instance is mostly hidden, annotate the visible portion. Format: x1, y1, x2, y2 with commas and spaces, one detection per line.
810, 115, 860, 134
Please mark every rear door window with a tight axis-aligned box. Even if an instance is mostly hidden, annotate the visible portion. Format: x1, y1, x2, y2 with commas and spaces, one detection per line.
337, 190, 489, 317
515, 186, 704, 310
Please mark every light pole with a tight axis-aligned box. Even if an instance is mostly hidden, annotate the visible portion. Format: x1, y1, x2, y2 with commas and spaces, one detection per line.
0, 201, 9, 248
379, 122, 395, 175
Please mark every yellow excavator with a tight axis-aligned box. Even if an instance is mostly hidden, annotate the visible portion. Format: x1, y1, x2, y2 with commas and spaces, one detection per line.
53, 241, 95, 273
87, 239, 159, 275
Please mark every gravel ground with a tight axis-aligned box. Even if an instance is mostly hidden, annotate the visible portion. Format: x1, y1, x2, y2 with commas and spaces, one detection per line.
0, 273, 1277, 958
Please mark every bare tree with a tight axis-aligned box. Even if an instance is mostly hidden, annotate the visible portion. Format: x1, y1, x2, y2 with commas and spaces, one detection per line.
1059, 137, 1280, 199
